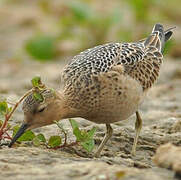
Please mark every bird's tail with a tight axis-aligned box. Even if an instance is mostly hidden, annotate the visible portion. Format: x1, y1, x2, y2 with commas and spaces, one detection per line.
144, 23, 175, 52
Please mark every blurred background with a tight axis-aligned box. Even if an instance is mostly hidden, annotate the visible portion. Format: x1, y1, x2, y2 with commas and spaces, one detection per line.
0, 0, 181, 95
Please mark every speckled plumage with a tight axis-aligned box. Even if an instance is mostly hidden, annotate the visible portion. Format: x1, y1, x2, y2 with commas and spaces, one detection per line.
9, 24, 175, 157
62, 40, 162, 90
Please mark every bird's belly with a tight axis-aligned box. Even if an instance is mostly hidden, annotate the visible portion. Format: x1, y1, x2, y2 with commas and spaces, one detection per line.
85, 94, 144, 124
81, 75, 146, 124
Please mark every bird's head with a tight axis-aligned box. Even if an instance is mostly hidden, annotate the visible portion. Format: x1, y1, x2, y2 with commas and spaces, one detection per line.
9, 89, 69, 147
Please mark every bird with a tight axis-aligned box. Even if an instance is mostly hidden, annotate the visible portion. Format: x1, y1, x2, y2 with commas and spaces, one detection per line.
9, 24, 175, 157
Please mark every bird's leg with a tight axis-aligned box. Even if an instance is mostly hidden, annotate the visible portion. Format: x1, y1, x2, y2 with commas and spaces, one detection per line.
94, 124, 113, 158
131, 111, 142, 156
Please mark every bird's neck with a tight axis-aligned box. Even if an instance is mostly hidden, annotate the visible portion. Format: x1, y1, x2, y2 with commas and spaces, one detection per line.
56, 90, 80, 119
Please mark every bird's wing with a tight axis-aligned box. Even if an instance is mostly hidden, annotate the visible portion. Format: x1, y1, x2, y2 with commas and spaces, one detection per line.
61, 42, 145, 85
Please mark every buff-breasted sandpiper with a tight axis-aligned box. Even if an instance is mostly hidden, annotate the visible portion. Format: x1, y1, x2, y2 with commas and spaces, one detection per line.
9, 24, 175, 157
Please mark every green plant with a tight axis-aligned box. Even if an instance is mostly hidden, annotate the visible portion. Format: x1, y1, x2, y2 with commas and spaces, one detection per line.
0, 90, 33, 143
69, 119, 96, 152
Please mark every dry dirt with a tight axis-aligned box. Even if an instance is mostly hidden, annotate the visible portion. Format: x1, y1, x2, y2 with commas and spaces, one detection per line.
0, 57, 181, 180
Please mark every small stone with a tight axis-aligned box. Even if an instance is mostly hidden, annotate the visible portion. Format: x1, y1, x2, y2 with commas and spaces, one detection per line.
153, 143, 181, 174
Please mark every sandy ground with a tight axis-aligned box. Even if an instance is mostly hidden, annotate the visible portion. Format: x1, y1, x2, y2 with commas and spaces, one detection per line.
0, 2, 181, 179
0, 57, 181, 180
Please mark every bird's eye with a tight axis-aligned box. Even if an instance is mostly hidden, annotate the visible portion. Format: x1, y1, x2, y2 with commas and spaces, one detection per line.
37, 107, 46, 113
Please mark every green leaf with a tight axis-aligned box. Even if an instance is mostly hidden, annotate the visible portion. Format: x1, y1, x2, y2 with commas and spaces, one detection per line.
25, 34, 56, 61
33, 92, 44, 102
31, 76, 41, 87
32, 134, 46, 146
69, 119, 96, 152
69, 119, 84, 141
87, 127, 96, 139
73, 127, 83, 141
81, 139, 95, 152
8, 107, 12, 113
32, 136, 41, 146
33, 133, 46, 146
69, 119, 79, 130
36, 133, 46, 143
48, 136, 62, 148
0, 101, 8, 115
13, 125, 35, 142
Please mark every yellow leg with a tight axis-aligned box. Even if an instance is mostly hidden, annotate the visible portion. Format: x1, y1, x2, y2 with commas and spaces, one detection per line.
94, 124, 113, 158
131, 111, 142, 156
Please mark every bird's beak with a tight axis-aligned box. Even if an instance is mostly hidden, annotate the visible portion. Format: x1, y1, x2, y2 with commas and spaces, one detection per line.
8, 123, 29, 147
